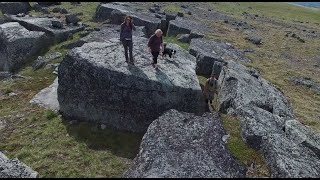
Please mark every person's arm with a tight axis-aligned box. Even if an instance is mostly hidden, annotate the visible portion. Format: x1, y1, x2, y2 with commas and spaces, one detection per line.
160, 37, 164, 54
131, 22, 136, 31
120, 23, 124, 41
148, 35, 154, 51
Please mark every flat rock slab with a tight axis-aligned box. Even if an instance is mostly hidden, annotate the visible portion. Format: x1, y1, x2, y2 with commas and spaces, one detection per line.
58, 38, 206, 133
30, 77, 59, 112
0, 2, 31, 15
64, 24, 147, 49
189, 38, 251, 75
94, 3, 161, 37
4, 14, 84, 43
123, 109, 246, 178
0, 151, 38, 178
0, 22, 50, 72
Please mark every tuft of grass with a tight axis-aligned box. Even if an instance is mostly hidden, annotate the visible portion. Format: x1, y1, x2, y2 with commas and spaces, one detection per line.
44, 110, 58, 120
220, 114, 270, 178
163, 35, 189, 51
3, 85, 13, 94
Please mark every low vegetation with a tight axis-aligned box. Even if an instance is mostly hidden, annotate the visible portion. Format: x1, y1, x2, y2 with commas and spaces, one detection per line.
163, 35, 189, 51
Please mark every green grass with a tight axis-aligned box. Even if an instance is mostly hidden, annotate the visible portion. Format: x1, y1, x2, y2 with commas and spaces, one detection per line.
220, 114, 270, 177
163, 35, 189, 51
163, 4, 182, 13
212, 2, 320, 25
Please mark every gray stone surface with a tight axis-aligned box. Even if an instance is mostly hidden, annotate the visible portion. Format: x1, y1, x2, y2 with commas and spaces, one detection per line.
30, 77, 59, 112
289, 76, 320, 91
4, 14, 85, 43
0, 22, 50, 72
32, 52, 62, 70
0, 2, 31, 15
62, 24, 146, 49
244, 35, 262, 45
177, 34, 190, 43
94, 3, 161, 37
0, 151, 38, 178
58, 39, 206, 133
189, 38, 250, 75
211, 61, 226, 78
66, 14, 80, 24
261, 134, 320, 178
217, 60, 293, 118
123, 109, 246, 178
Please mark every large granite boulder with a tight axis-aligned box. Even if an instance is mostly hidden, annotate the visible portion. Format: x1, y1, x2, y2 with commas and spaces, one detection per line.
0, 151, 38, 178
30, 77, 59, 112
189, 38, 250, 75
58, 38, 206, 133
4, 14, 85, 43
32, 52, 62, 70
215, 60, 320, 177
94, 3, 161, 37
123, 109, 246, 178
261, 134, 320, 178
217, 60, 294, 118
0, 2, 31, 15
0, 22, 50, 72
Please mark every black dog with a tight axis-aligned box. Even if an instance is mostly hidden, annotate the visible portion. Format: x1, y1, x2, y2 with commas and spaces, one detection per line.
162, 43, 176, 58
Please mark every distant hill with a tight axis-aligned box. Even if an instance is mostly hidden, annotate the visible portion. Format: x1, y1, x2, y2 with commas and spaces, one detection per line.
291, 2, 320, 7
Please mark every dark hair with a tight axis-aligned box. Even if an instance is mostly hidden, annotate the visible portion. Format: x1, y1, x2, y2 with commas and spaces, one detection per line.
123, 16, 133, 29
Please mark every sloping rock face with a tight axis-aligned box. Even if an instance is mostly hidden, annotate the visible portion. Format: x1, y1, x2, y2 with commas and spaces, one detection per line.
189, 38, 250, 75
0, 22, 50, 72
0, 2, 31, 15
216, 60, 320, 177
58, 38, 206, 133
167, 17, 209, 37
30, 77, 59, 112
0, 151, 38, 178
4, 14, 84, 43
94, 3, 161, 37
123, 109, 246, 178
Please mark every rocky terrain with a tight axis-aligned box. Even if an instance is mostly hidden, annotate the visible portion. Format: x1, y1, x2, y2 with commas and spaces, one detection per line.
0, 2, 319, 178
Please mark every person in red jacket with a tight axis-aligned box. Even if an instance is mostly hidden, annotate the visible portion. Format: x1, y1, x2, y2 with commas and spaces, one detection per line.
147, 29, 164, 68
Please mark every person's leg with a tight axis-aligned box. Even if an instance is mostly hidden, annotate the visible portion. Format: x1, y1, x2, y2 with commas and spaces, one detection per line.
128, 40, 134, 64
122, 40, 129, 62
153, 51, 159, 64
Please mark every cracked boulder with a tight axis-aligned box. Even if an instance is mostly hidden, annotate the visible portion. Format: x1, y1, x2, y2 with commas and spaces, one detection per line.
0, 151, 38, 178
216, 60, 294, 118
58, 38, 206, 133
123, 109, 246, 178
0, 22, 50, 72
189, 38, 250, 75
0, 2, 31, 15
261, 134, 320, 178
4, 14, 85, 43
94, 3, 161, 37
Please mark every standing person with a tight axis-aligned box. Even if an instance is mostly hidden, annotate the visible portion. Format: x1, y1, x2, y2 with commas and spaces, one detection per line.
147, 29, 164, 68
203, 74, 218, 110
120, 16, 136, 65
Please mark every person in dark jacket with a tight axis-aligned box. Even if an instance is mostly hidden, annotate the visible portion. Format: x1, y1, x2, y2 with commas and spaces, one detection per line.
120, 16, 136, 65
147, 29, 164, 68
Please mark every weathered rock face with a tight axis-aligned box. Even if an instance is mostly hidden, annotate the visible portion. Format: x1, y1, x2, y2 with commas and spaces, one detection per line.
58, 38, 206, 133
4, 14, 84, 43
217, 60, 293, 118
261, 134, 320, 178
0, 151, 38, 178
0, 2, 31, 15
94, 3, 161, 37
123, 109, 246, 178
30, 77, 59, 112
189, 38, 250, 75
32, 52, 62, 70
216, 60, 320, 177
0, 22, 50, 72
